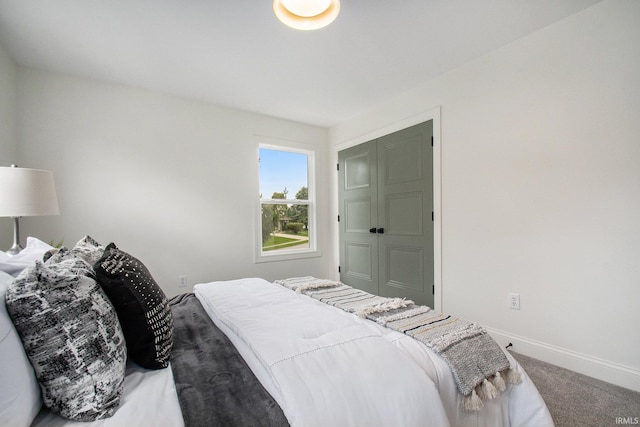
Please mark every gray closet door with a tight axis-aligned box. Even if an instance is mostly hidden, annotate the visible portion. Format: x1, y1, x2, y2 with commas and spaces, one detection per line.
377, 121, 433, 307
339, 121, 434, 307
338, 139, 378, 295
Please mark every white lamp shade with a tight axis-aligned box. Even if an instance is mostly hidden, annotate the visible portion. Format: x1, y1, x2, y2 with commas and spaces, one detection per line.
0, 167, 60, 217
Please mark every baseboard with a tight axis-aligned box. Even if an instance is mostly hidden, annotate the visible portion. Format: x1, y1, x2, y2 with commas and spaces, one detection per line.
487, 327, 640, 393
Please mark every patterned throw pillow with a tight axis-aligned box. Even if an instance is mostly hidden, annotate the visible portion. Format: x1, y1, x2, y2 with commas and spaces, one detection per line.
42, 247, 94, 277
94, 244, 173, 369
43, 236, 104, 266
71, 235, 106, 266
5, 256, 127, 421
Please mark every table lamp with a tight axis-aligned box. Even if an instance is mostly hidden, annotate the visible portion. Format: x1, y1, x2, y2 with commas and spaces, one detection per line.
0, 165, 60, 255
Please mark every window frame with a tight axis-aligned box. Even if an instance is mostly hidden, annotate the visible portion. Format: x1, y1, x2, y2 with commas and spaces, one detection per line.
255, 141, 319, 263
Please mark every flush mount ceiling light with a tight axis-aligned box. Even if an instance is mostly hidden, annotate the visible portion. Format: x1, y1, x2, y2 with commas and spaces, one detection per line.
273, 0, 340, 31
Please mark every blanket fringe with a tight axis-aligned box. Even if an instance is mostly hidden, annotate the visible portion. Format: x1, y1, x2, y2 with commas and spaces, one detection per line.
294, 281, 338, 293
373, 305, 431, 326
355, 297, 414, 318
477, 378, 498, 400
492, 371, 506, 392
465, 366, 523, 411
505, 366, 522, 385
462, 390, 484, 411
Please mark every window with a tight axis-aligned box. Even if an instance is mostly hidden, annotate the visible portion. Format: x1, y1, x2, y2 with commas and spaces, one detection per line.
257, 144, 317, 262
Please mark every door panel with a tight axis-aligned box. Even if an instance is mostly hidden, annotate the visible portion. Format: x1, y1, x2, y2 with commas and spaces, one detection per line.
385, 192, 423, 236
345, 198, 371, 233
344, 151, 372, 189
345, 242, 375, 281
381, 134, 424, 185
386, 246, 424, 292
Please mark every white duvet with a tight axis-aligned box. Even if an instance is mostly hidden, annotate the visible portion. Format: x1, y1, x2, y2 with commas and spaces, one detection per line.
195, 277, 450, 427
194, 278, 554, 427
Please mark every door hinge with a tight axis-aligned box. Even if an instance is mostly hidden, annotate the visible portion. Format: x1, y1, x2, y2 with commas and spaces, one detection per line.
337, 163, 340, 171
431, 136, 434, 147
432, 285, 435, 295
431, 211, 434, 221
337, 215, 340, 222
338, 266, 341, 273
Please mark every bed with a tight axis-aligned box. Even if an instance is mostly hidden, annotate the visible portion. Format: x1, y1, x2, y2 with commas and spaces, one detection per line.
1, 237, 554, 427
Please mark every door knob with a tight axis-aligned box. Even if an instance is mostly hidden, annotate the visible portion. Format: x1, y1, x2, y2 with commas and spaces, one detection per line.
369, 227, 377, 233
376, 228, 384, 234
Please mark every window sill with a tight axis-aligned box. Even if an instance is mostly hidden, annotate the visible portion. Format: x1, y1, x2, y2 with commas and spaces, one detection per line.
254, 248, 321, 263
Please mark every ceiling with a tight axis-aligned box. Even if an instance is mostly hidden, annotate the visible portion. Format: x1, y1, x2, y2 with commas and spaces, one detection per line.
0, 0, 601, 128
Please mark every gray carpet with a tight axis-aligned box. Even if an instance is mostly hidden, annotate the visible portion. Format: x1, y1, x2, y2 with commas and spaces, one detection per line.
511, 351, 640, 427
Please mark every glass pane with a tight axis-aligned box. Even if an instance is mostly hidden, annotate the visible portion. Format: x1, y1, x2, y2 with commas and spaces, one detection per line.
261, 203, 310, 252
259, 148, 308, 200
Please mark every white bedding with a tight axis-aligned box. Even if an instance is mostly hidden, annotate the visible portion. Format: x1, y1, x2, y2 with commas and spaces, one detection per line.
194, 277, 450, 427
27, 276, 553, 427
30, 362, 184, 427
194, 278, 554, 427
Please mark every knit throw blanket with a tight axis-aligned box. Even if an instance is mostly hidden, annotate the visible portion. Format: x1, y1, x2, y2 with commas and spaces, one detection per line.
274, 277, 521, 411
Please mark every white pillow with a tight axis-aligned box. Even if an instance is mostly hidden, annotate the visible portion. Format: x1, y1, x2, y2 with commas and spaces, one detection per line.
0, 237, 54, 277
0, 270, 42, 427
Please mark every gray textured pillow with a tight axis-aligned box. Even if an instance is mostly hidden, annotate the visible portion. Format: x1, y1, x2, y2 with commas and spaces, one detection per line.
5, 255, 127, 421
43, 235, 105, 267
71, 235, 105, 267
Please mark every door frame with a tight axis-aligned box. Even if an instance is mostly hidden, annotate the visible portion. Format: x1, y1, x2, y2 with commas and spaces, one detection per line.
332, 106, 443, 312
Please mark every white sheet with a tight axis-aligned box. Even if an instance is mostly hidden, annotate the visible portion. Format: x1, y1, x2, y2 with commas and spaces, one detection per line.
30, 361, 184, 427
195, 278, 451, 427
195, 278, 554, 427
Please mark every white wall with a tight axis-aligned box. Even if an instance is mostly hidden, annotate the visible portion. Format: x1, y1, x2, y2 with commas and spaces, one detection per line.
0, 44, 17, 163
329, 0, 640, 391
0, 43, 18, 248
15, 68, 331, 297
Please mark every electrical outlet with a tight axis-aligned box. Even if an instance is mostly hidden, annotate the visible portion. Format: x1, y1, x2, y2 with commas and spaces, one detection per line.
178, 275, 188, 288
508, 293, 520, 310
